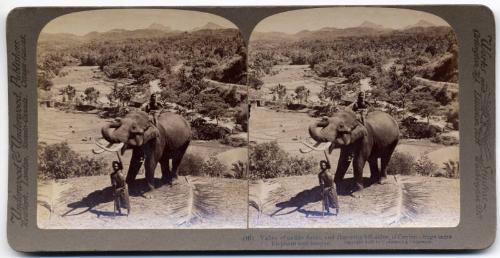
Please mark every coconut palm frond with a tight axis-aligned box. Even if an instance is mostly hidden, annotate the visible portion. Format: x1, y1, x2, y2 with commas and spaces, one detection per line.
380, 179, 429, 225
168, 177, 223, 226
249, 180, 286, 217
37, 200, 53, 212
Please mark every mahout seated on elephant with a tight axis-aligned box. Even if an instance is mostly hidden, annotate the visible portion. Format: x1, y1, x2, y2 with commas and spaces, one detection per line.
101, 110, 191, 198
306, 110, 399, 196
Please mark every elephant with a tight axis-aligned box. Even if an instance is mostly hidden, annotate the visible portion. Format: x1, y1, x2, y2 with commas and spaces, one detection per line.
101, 111, 191, 196
307, 110, 399, 194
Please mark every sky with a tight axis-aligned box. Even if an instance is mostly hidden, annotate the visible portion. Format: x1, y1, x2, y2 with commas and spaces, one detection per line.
254, 7, 451, 33
42, 9, 237, 35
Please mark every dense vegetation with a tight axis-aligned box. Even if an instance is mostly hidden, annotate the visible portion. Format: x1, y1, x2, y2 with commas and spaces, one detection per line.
38, 142, 108, 179
250, 27, 457, 86
37, 29, 247, 117
249, 142, 317, 179
249, 26, 459, 139
387, 151, 459, 178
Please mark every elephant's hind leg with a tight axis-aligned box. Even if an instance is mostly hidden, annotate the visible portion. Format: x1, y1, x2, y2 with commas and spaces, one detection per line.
368, 158, 380, 184
159, 154, 171, 185
380, 141, 398, 184
171, 141, 190, 182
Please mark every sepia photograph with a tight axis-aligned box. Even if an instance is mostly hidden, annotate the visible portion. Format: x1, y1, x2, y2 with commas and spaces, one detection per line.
247, 7, 460, 228
36, 9, 249, 229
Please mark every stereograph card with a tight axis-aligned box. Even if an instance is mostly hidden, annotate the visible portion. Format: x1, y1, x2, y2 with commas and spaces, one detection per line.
6, 5, 496, 251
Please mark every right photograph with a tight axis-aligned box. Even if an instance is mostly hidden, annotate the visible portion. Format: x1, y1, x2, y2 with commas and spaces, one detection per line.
247, 7, 459, 228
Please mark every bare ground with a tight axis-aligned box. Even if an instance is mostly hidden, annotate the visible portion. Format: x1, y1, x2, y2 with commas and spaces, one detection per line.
51, 66, 129, 97
38, 175, 248, 229
261, 65, 326, 102
249, 174, 459, 228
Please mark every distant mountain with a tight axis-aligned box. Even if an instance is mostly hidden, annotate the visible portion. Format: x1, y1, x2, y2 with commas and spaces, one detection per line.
318, 27, 339, 31
38, 22, 237, 46
250, 31, 295, 41
38, 32, 83, 44
358, 21, 384, 29
192, 22, 226, 31
405, 20, 435, 29
147, 23, 173, 31
251, 21, 395, 42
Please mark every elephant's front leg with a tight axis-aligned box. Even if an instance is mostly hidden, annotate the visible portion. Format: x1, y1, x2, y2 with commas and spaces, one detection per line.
333, 147, 352, 184
126, 148, 144, 187
143, 148, 160, 199
351, 153, 367, 197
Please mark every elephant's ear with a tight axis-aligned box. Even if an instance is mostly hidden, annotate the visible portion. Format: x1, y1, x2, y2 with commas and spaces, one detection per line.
349, 124, 368, 143
340, 123, 367, 145
143, 124, 160, 143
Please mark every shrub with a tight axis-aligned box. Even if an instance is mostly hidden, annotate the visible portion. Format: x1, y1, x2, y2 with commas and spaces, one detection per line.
191, 118, 231, 140
400, 116, 440, 139
200, 156, 228, 178
442, 160, 460, 178
446, 108, 459, 130
103, 63, 130, 79
249, 141, 317, 179
249, 142, 289, 179
414, 155, 439, 176
177, 153, 205, 176
387, 151, 416, 175
286, 103, 307, 110
309, 104, 338, 117
231, 161, 248, 179
219, 135, 248, 147
313, 60, 343, 77
38, 142, 108, 179
287, 156, 318, 177
431, 134, 459, 146
234, 105, 249, 132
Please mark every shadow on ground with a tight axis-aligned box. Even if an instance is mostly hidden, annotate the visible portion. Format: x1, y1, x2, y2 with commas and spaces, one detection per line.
271, 177, 375, 217
61, 178, 166, 217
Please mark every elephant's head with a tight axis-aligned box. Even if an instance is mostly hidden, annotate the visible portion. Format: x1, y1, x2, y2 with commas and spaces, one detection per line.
101, 111, 159, 147
308, 111, 367, 153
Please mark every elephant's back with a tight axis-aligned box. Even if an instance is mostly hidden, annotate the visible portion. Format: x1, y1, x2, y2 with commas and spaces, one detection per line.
366, 111, 399, 146
158, 112, 191, 146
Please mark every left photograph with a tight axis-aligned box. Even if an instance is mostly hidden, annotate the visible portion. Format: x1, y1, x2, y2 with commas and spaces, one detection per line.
37, 9, 249, 229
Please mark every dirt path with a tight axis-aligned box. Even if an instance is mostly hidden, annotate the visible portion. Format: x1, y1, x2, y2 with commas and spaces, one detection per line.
249, 174, 459, 228
38, 175, 248, 229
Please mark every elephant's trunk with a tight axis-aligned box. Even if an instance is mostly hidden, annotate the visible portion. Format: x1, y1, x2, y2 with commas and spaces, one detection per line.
309, 122, 334, 143
101, 122, 121, 143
